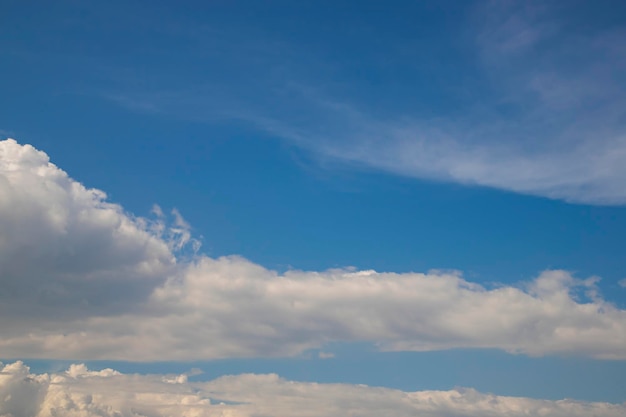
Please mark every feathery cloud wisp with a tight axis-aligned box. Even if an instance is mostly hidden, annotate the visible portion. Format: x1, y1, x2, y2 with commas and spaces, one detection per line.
103, 1, 626, 205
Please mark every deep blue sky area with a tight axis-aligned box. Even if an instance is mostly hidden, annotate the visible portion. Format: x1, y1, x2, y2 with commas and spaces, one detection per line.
2, 0, 626, 407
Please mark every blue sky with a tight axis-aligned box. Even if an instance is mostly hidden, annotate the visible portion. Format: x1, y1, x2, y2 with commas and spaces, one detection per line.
2, 1, 626, 415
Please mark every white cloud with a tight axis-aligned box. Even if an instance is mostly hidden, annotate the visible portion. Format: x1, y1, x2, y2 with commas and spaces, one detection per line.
0, 139, 178, 320
1, 361, 624, 417
2, 138, 626, 361
7, 259, 622, 361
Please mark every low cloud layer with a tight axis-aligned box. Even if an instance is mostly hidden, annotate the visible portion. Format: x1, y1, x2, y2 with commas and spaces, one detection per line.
4, 259, 625, 361
1, 138, 626, 361
1, 361, 625, 417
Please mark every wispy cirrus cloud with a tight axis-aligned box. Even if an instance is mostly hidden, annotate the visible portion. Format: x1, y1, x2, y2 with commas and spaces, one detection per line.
2, 361, 625, 417
245, 2, 626, 205
97, 1, 626, 205
2, 138, 626, 361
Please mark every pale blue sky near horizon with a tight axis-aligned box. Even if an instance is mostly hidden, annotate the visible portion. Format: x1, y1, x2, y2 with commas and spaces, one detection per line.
2, 0, 626, 406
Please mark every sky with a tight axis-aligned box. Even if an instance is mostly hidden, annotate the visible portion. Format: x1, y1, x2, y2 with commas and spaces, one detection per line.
2, 0, 626, 415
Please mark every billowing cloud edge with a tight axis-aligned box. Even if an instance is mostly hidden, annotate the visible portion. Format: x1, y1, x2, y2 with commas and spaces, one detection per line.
1, 137, 626, 362
1, 361, 625, 417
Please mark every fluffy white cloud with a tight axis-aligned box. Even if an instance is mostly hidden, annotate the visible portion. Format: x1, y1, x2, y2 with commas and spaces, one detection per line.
0, 138, 176, 320
1, 361, 624, 417
1, 138, 626, 361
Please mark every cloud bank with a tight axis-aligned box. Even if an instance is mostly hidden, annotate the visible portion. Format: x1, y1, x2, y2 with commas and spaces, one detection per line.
1, 138, 626, 361
1, 361, 625, 417
1, 137, 625, 360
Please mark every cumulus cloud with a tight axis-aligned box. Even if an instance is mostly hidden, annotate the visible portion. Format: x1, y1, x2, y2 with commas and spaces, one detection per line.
2, 138, 626, 361
1, 361, 625, 417
0, 139, 179, 321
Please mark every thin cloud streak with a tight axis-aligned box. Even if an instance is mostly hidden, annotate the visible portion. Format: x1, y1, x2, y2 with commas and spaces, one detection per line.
100, 1, 626, 205
245, 2, 626, 205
